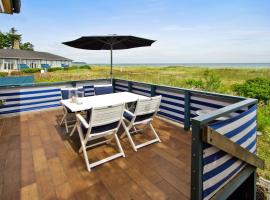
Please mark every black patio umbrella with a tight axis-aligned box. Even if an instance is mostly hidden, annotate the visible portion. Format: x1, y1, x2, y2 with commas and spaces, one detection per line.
63, 35, 156, 80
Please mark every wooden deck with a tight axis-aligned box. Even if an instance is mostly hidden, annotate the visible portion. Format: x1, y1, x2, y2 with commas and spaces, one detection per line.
0, 109, 191, 200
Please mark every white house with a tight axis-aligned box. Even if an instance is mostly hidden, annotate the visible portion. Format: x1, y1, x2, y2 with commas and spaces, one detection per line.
0, 49, 72, 71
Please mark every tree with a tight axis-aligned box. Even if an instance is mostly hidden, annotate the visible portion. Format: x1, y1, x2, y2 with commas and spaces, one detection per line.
20, 42, 34, 51
0, 31, 9, 49
0, 27, 34, 50
6, 27, 21, 48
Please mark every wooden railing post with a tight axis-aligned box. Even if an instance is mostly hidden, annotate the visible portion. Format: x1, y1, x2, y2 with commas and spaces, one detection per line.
184, 91, 191, 131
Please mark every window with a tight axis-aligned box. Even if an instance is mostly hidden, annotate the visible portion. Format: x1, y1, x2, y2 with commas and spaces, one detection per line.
3, 60, 14, 70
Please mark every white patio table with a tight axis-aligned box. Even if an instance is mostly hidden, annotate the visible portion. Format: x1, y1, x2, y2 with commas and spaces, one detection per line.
60, 92, 149, 112
60, 92, 150, 135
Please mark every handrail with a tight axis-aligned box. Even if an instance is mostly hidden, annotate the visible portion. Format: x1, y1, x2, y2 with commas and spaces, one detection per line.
0, 78, 111, 89
114, 78, 246, 101
203, 126, 264, 169
192, 98, 257, 126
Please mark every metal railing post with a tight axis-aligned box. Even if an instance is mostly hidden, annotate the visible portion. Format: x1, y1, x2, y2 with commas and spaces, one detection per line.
184, 91, 191, 131
151, 85, 156, 97
112, 79, 116, 93
128, 81, 132, 92
191, 120, 203, 200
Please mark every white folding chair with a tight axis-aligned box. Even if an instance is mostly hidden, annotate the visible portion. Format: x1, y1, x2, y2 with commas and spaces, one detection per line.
76, 103, 125, 172
121, 96, 162, 151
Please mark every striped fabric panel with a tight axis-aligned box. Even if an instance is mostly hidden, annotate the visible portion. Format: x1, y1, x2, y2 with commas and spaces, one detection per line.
156, 88, 185, 123
0, 86, 62, 116
202, 105, 257, 200
131, 83, 151, 97
114, 80, 129, 92
190, 94, 238, 118
82, 85, 94, 96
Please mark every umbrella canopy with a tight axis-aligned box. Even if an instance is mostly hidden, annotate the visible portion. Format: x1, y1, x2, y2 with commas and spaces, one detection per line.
63, 35, 155, 80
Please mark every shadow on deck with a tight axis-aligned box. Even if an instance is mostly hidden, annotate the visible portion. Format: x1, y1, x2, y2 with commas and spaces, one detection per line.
0, 109, 191, 200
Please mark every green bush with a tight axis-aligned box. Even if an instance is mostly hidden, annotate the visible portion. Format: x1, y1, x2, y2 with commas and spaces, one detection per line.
47, 67, 62, 72
203, 71, 221, 91
257, 103, 270, 132
79, 65, 91, 69
21, 68, 41, 73
233, 78, 270, 102
185, 79, 204, 89
0, 72, 8, 77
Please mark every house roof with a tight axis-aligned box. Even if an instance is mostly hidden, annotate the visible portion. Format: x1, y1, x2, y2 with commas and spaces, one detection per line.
0, 0, 20, 14
0, 49, 72, 61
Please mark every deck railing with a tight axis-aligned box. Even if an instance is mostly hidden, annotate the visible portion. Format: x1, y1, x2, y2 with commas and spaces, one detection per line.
113, 79, 245, 131
0, 78, 262, 199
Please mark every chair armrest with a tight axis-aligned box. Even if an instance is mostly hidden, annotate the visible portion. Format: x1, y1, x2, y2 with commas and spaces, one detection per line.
76, 114, 89, 129
124, 109, 135, 117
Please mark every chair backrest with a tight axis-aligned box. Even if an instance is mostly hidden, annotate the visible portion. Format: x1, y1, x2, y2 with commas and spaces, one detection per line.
90, 103, 125, 127
94, 85, 113, 95
83, 85, 94, 96
135, 96, 161, 116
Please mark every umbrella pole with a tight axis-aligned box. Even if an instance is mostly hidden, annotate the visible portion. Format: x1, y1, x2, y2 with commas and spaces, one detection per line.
110, 46, 113, 83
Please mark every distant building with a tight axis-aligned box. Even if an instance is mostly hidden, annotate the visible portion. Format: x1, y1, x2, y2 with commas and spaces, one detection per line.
0, 49, 72, 71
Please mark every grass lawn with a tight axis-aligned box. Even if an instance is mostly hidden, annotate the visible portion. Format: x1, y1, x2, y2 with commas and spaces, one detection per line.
28, 65, 270, 179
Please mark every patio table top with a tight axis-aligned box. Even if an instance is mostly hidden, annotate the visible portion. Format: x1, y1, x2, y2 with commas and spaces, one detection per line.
60, 92, 149, 112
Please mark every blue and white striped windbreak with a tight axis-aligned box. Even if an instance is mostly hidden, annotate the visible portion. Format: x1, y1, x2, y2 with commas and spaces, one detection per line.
0, 86, 62, 117
202, 105, 257, 200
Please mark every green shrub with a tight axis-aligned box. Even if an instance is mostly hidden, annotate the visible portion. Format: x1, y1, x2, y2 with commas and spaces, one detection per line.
233, 78, 270, 102
79, 65, 91, 69
0, 72, 8, 77
185, 79, 204, 89
257, 103, 270, 132
203, 70, 221, 91
21, 68, 41, 73
0, 99, 5, 106
47, 67, 62, 72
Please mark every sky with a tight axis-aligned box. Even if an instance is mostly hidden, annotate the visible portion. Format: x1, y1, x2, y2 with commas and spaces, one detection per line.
1, 0, 270, 63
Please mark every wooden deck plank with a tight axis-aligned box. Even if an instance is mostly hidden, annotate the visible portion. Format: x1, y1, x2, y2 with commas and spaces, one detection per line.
35, 169, 57, 200
32, 148, 48, 173
76, 181, 114, 200
55, 182, 76, 200
0, 109, 191, 200
20, 183, 39, 200
48, 157, 68, 186
126, 167, 167, 200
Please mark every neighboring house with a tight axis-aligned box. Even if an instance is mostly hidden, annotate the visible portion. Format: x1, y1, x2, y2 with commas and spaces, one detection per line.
0, 49, 72, 71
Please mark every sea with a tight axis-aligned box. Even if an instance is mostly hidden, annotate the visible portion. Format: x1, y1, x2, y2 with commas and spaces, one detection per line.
88, 63, 270, 69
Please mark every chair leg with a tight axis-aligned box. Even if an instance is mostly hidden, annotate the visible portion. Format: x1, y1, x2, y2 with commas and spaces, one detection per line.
60, 111, 67, 125
114, 134, 125, 157
69, 122, 77, 137
122, 121, 137, 152
64, 119, 69, 133
77, 126, 91, 172
150, 123, 161, 142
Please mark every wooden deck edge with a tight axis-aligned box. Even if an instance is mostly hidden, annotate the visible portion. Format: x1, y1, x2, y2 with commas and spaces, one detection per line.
156, 116, 189, 131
